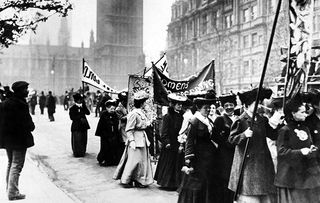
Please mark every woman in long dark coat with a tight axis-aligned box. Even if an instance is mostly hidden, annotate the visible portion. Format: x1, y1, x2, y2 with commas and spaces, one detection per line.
95, 99, 122, 166
154, 93, 187, 190
212, 94, 238, 203
69, 93, 90, 157
178, 95, 219, 203
275, 93, 320, 203
228, 88, 279, 203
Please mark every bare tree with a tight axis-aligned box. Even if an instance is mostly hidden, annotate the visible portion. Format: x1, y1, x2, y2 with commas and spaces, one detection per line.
0, 0, 72, 48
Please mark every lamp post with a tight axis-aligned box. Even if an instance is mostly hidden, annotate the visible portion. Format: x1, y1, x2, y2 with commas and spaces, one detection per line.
183, 58, 188, 79
50, 69, 55, 93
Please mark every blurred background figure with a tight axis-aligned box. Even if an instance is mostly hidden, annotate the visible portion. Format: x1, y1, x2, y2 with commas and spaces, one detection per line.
85, 92, 93, 112
63, 91, 70, 111
28, 90, 37, 115
38, 91, 46, 115
46, 91, 56, 122
94, 90, 102, 117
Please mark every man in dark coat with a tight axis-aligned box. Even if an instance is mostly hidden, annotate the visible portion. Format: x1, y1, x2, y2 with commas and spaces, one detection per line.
38, 91, 46, 115
46, 91, 56, 121
69, 93, 90, 157
0, 81, 35, 201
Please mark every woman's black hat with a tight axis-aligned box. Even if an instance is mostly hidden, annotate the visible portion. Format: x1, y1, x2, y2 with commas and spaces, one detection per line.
219, 94, 237, 106
73, 93, 83, 101
238, 87, 273, 106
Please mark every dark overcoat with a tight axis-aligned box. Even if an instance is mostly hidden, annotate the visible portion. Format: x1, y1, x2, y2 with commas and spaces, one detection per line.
305, 112, 320, 162
95, 110, 120, 141
213, 114, 236, 181
69, 104, 90, 132
39, 95, 46, 108
46, 95, 56, 114
228, 112, 278, 195
275, 120, 320, 189
0, 95, 35, 149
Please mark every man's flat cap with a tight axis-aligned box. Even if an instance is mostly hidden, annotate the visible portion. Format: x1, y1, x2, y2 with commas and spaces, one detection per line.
11, 81, 29, 92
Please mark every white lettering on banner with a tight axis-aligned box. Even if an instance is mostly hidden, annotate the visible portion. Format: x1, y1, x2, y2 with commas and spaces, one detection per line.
161, 78, 189, 91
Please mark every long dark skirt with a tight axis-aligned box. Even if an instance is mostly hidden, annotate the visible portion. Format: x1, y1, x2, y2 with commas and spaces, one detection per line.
154, 148, 184, 189
97, 137, 123, 166
178, 142, 219, 203
277, 187, 320, 203
71, 131, 87, 157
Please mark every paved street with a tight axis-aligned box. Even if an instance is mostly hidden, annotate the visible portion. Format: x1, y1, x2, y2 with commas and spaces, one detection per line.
0, 105, 178, 203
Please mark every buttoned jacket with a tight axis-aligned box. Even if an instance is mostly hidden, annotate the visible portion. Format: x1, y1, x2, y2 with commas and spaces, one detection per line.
125, 108, 150, 147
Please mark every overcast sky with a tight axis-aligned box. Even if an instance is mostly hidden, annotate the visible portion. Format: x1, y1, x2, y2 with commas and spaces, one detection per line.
19, 0, 174, 65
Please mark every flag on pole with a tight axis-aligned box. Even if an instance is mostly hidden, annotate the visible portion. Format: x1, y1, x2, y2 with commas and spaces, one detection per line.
144, 53, 169, 77
82, 60, 118, 94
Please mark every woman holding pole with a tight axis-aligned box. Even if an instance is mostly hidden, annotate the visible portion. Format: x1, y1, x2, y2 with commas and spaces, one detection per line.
228, 87, 281, 203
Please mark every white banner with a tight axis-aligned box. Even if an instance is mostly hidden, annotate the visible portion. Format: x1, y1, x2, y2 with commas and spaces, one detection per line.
82, 61, 118, 93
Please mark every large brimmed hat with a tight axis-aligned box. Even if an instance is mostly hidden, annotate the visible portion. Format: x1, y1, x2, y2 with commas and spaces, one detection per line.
73, 93, 83, 101
167, 93, 188, 103
219, 94, 237, 106
133, 90, 149, 101
11, 81, 29, 92
238, 87, 273, 106
193, 90, 217, 106
118, 91, 128, 101
105, 99, 117, 107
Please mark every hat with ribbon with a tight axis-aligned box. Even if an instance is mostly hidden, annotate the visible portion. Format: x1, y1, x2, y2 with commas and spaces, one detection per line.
167, 93, 188, 103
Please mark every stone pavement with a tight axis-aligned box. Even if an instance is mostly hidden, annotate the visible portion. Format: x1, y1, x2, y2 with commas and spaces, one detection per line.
0, 150, 78, 203
0, 105, 178, 203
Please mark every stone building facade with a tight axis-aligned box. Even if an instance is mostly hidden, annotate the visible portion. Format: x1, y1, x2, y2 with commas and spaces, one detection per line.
93, 0, 144, 91
166, 0, 320, 94
0, 0, 144, 95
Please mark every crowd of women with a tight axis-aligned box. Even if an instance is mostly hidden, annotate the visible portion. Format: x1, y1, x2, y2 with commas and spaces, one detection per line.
68, 86, 320, 203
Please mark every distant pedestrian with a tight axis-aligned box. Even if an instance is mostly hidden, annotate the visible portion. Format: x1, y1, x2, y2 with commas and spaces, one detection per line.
113, 90, 154, 188
29, 92, 37, 115
63, 91, 70, 111
39, 91, 46, 115
95, 90, 102, 117
0, 81, 35, 201
69, 93, 90, 157
46, 91, 56, 121
95, 99, 122, 166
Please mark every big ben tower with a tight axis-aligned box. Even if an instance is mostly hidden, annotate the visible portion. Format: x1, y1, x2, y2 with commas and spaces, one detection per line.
95, 0, 144, 91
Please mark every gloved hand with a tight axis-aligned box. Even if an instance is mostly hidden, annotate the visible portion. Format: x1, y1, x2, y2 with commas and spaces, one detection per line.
129, 141, 136, 150
301, 147, 311, 155
244, 128, 253, 138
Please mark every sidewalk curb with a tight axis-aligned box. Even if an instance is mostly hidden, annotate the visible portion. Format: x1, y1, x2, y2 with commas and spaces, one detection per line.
28, 152, 82, 203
